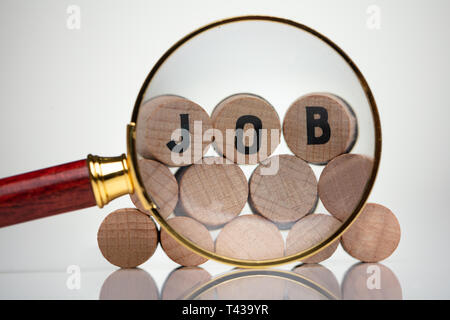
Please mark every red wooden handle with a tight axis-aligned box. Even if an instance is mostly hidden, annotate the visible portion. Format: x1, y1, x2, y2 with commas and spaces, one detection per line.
0, 159, 97, 228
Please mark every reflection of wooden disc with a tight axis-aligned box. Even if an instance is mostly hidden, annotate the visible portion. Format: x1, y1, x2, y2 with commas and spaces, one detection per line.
283, 93, 357, 164
291, 264, 341, 299
130, 159, 178, 219
97, 209, 158, 268
341, 203, 401, 262
212, 94, 281, 165
318, 153, 374, 221
342, 263, 402, 300
161, 267, 211, 300
99, 269, 159, 300
249, 154, 318, 227
136, 95, 212, 167
286, 214, 341, 263
160, 216, 214, 266
179, 158, 248, 227
215, 215, 284, 260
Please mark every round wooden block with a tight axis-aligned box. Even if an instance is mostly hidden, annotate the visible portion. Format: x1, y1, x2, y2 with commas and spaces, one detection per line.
283, 93, 357, 164
136, 95, 213, 167
249, 154, 318, 227
160, 216, 214, 266
286, 214, 341, 263
342, 263, 402, 300
290, 264, 341, 299
130, 159, 178, 219
161, 267, 211, 300
318, 153, 374, 221
212, 93, 281, 164
97, 208, 158, 268
99, 269, 159, 300
179, 158, 248, 227
341, 203, 401, 262
215, 215, 285, 260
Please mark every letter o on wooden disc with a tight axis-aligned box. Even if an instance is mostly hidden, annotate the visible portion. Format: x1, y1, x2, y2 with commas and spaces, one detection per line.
283, 93, 357, 164
212, 93, 281, 165
136, 95, 213, 167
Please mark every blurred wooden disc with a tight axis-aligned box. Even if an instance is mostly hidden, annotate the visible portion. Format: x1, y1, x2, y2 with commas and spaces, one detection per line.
342, 263, 402, 300
160, 216, 214, 266
179, 158, 248, 227
161, 267, 211, 300
283, 93, 357, 164
291, 264, 341, 299
212, 93, 281, 164
99, 269, 159, 300
215, 215, 285, 260
130, 159, 178, 219
286, 214, 341, 263
249, 154, 318, 227
136, 95, 212, 166
318, 153, 374, 221
97, 208, 158, 268
341, 203, 401, 262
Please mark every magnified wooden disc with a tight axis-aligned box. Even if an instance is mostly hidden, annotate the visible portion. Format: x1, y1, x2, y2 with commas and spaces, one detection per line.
212, 93, 281, 165
342, 263, 402, 300
341, 203, 401, 262
161, 267, 211, 300
99, 269, 159, 300
97, 208, 158, 268
249, 154, 318, 227
160, 216, 214, 266
283, 93, 357, 164
318, 153, 374, 221
130, 159, 178, 219
286, 214, 341, 263
179, 158, 248, 227
136, 95, 213, 167
215, 215, 284, 260
291, 264, 341, 299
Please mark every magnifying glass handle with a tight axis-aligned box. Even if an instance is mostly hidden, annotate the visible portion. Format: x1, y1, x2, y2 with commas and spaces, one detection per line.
0, 155, 134, 228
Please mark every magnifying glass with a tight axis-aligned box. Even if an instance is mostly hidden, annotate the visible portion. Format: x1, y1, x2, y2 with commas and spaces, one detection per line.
0, 16, 381, 267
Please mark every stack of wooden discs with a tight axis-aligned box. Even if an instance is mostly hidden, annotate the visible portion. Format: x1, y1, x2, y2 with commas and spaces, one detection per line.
97, 92, 400, 269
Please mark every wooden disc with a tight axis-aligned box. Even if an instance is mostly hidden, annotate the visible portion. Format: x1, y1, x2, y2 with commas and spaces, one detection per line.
291, 264, 341, 299
136, 95, 213, 166
249, 154, 318, 227
160, 216, 214, 266
318, 153, 374, 221
97, 208, 158, 268
283, 93, 357, 164
99, 269, 159, 300
286, 214, 341, 263
130, 159, 178, 219
215, 215, 285, 260
179, 158, 248, 227
342, 263, 402, 300
341, 203, 401, 262
212, 93, 281, 165
161, 267, 211, 300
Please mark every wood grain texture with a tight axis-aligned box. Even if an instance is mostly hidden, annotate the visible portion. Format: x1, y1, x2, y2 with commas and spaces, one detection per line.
249, 154, 318, 227
318, 153, 374, 221
179, 158, 248, 227
130, 159, 178, 219
283, 93, 357, 164
160, 216, 214, 266
97, 208, 158, 268
99, 269, 159, 300
212, 93, 281, 165
286, 214, 342, 263
342, 263, 402, 300
161, 267, 211, 300
291, 264, 341, 299
341, 203, 401, 262
136, 95, 212, 167
0, 159, 96, 228
215, 215, 285, 260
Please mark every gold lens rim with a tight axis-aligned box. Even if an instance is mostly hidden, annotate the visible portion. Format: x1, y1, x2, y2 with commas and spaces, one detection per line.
127, 15, 382, 268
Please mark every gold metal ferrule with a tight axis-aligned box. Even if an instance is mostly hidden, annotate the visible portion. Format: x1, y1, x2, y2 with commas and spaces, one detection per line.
87, 154, 134, 208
